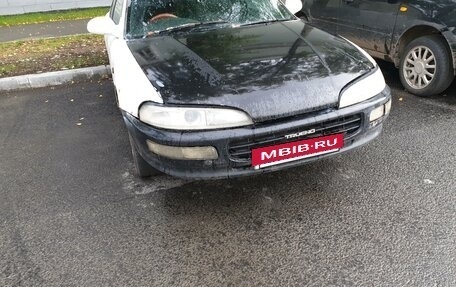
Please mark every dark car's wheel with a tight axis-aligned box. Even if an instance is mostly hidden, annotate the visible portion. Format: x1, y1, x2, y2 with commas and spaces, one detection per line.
128, 135, 161, 178
399, 35, 454, 97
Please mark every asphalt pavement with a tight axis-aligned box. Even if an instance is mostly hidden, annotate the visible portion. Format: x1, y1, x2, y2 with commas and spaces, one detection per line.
1, 64, 455, 286
0, 19, 89, 42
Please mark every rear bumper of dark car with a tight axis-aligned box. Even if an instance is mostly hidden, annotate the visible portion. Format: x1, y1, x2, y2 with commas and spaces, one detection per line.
124, 87, 391, 179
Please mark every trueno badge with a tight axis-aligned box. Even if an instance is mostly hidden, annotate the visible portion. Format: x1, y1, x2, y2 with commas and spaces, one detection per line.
284, 129, 316, 139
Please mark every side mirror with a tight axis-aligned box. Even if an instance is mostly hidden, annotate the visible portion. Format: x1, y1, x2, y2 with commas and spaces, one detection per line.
87, 16, 116, 36
283, 0, 303, 15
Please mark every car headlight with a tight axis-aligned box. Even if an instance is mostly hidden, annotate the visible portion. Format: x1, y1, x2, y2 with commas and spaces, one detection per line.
139, 103, 254, 130
339, 67, 387, 108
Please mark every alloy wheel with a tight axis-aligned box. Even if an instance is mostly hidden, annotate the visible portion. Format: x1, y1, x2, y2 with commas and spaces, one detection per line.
402, 46, 436, 90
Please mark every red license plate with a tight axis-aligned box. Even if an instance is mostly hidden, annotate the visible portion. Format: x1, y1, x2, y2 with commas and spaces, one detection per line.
252, 134, 344, 168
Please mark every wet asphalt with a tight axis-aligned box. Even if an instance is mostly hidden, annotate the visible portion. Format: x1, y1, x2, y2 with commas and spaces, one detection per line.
0, 63, 455, 286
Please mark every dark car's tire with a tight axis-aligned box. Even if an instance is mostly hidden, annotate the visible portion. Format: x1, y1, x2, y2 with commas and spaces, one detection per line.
399, 35, 454, 97
128, 135, 161, 178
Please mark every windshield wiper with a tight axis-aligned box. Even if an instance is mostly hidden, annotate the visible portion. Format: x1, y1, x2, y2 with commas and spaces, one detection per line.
150, 20, 230, 36
240, 19, 290, 27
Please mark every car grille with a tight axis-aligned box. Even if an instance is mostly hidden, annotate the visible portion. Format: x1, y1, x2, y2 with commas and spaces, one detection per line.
228, 114, 363, 165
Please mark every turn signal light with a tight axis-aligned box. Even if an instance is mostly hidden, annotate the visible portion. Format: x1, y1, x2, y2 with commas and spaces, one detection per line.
146, 140, 218, 160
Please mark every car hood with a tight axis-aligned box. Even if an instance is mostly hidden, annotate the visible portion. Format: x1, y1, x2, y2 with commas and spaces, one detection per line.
128, 20, 374, 122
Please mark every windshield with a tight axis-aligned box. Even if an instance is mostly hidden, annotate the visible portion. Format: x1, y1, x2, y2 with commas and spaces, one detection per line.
126, 0, 295, 38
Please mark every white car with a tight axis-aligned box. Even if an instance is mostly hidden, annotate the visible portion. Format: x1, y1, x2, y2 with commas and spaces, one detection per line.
88, 0, 391, 179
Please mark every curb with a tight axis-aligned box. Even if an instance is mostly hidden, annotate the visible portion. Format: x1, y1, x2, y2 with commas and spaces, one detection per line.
0, 65, 111, 92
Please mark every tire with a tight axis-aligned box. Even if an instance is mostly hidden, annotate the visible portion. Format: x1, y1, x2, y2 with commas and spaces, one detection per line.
128, 134, 161, 178
399, 35, 454, 97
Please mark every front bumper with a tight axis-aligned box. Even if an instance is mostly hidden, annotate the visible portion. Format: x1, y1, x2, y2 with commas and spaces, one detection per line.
124, 87, 391, 179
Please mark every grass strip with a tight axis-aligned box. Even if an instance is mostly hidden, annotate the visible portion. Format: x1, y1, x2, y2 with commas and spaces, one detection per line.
0, 34, 108, 78
0, 7, 109, 27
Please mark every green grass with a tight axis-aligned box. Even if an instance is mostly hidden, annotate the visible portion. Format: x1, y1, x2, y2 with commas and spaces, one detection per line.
0, 34, 108, 77
0, 7, 109, 27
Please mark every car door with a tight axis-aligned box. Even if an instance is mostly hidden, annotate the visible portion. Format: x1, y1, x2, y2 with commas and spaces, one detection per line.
105, 0, 125, 63
105, 0, 129, 87
301, 0, 340, 35
336, 0, 401, 55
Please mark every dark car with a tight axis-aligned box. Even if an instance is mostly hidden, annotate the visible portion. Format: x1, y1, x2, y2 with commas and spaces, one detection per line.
299, 0, 456, 96
88, 0, 391, 179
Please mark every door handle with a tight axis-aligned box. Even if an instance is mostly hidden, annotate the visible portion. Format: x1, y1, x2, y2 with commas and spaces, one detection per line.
343, 0, 354, 3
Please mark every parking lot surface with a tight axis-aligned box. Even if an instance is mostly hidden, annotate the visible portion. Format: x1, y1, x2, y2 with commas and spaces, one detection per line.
1, 63, 455, 286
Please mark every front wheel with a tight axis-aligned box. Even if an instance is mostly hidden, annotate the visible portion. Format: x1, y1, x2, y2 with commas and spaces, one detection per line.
128, 135, 161, 178
399, 35, 454, 97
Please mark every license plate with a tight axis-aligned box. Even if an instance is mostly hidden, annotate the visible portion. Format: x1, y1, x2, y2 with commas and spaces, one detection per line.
252, 134, 344, 168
